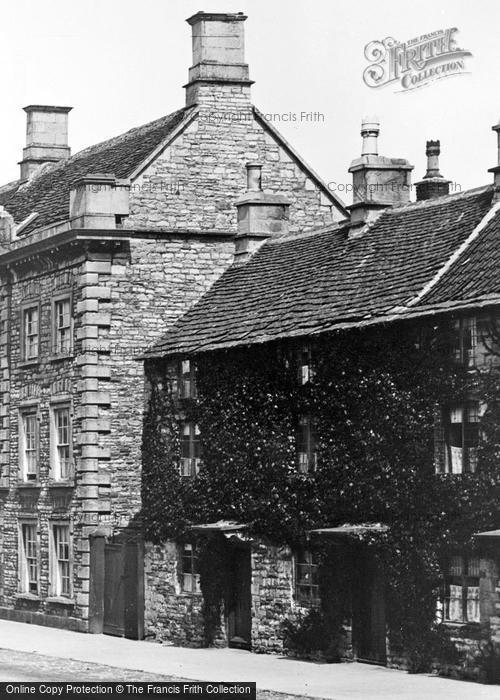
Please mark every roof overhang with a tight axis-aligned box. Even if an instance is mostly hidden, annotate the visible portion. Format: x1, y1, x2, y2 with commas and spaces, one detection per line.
189, 520, 248, 533
474, 529, 500, 542
309, 523, 389, 541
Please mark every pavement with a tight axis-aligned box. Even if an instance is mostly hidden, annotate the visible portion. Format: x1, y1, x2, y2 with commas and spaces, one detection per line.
0, 619, 498, 699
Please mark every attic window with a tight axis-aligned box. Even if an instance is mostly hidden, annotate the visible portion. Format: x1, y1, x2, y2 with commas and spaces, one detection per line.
297, 344, 315, 385
451, 317, 477, 367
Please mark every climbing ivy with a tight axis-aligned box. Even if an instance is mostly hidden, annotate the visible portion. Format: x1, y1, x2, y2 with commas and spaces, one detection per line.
142, 319, 500, 667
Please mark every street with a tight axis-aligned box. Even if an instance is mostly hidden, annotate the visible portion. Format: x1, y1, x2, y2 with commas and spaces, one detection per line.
0, 620, 498, 700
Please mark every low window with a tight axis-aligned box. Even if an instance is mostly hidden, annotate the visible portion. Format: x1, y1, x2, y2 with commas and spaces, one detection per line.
22, 306, 39, 361
50, 523, 72, 598
53, 297, 72, 355
297, 344, 315, 386
443, 555, 480, 623
444, 404, 479, 473
180, 422, 201, 477
295, 549, 320, 606
51, 405, 72, 480
451, 317, 477, 367
19, 411, 38, 481
178, 359, 197, 399
181, 542, 201, 594
296, 416, 318, 473
19, 522, 38, 595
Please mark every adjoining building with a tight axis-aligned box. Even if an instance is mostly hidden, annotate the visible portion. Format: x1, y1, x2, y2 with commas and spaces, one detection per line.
142, 120, 500, 677
0, 11, 345, 635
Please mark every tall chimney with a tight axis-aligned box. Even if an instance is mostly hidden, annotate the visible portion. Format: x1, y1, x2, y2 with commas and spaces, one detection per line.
184, 12, 253, 107
489, 120, 500, 202
234, 163, 290, 262
19, 105, 72, 181
347, 116, 413, 231
415, 141, 450, 201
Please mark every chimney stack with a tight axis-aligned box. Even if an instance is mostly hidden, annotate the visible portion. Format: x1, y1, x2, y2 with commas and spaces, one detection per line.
234, 164, 290, 262
184, 12, 253, 107
489, 120, 500, 202
19, 105, 72, 181
415, 141, 450, 201
347, 117, 413, 231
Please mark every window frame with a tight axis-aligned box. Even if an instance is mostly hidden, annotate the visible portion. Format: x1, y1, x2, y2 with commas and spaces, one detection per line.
443, 402, 479, 474
179, 421, 201, 477
18, 520, 39, 596
297, 344, 315, 386
177, 358, 197, 399
180, 542, 201, 594
49, 521, 73, 599
51, 291, 73, 357
442, 554, 481, 624
294, 548, 320, 607
20, 301, 40, 363
451, 316, 477, 367
50, 401, 73, 481
296, 415, 318, 473
18, 407, 39, 482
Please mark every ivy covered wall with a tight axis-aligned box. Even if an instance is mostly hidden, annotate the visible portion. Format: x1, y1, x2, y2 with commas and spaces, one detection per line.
142, 318, 500, 674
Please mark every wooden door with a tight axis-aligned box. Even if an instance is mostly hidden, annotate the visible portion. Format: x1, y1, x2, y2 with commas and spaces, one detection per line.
227, 546, 252, 649
90, 537, 144, 639
352, 553, 387, 665
103, 543, 125, 636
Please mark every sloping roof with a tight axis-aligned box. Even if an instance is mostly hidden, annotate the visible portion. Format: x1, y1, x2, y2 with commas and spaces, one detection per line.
145, 185, 496, 357
0, 107, 192, 235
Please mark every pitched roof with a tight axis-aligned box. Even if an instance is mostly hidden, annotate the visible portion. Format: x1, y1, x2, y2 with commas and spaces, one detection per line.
0, 107, 191, 235
145, 185, 498, 357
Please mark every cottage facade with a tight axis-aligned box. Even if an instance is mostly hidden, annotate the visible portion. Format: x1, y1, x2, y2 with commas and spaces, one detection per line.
142, 123, 500, 679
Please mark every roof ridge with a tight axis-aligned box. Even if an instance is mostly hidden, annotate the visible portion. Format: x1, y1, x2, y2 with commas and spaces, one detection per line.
388, 183, 493, 213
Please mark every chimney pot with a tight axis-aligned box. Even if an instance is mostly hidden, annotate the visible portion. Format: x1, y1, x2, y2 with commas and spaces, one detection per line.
361, 115, 380, 156
416, 139, 450, 201
246, 163, 262, 192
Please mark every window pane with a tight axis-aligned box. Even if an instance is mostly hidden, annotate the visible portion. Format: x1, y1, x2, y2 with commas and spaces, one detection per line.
446, 584, 464, 621
466, 586, 480, 622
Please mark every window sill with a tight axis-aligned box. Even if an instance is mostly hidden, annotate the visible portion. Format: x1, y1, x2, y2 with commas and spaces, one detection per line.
49, 353, 74, 363
15, 593, 41, 602
48, 480, 75, 489
16, 481, 41, 489
45, 596, 75, 606
441, 620, 482, 629
18, 360, 40, 369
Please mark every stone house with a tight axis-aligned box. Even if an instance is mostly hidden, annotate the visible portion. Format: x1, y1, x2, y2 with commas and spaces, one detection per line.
0, 11, 346, 635
142, 119, 500, 677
